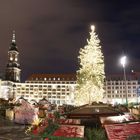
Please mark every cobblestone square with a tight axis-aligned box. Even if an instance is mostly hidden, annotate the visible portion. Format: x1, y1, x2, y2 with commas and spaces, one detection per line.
0, 117, 41, 140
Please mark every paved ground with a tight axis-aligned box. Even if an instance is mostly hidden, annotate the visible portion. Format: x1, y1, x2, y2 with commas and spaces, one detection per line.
0, 126, 42, 140
0, 117, 41, 140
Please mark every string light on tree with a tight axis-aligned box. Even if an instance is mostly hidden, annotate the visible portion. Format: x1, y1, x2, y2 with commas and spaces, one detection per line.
75, 25, 105, 106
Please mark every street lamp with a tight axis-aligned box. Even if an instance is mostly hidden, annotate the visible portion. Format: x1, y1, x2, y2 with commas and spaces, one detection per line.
120, 56, 128, 106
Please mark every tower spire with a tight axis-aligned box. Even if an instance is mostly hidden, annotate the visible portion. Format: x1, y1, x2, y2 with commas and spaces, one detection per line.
5, 31, 21, 82
12, 30, 16, 43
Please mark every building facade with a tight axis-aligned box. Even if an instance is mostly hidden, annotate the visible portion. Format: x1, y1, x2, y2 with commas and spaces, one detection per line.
15, 74, 76, 105
0, 74, 76, 105
1, 72, 140, 105
104, 73, 140, 104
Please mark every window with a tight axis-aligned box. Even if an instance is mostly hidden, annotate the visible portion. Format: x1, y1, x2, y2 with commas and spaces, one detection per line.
57, 100, 60, 104
115, 82, 119, 85
57, 89, 61, 91
133, 82, 136, 84
128, 90, 131, 93
48, 88, 52, 91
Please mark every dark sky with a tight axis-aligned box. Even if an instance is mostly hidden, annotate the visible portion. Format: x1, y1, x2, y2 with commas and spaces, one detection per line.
0, 0, 140, 81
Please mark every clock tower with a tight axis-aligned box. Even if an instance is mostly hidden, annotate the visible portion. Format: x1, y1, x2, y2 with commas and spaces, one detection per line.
5, 31, 21, 82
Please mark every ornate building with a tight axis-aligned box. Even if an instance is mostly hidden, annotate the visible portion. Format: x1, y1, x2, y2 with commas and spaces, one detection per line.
5, 31, 21, 82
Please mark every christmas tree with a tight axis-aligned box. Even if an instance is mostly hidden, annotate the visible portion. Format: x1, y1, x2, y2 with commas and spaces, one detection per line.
76, 25, 105, 106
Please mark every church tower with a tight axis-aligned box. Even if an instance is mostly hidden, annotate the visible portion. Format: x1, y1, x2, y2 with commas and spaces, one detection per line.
5, 31, 21, 82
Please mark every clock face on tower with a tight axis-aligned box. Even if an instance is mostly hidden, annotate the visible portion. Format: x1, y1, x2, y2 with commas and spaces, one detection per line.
9, 53, 18, 62
15, 57, 17, 61
10, 57, 13, 61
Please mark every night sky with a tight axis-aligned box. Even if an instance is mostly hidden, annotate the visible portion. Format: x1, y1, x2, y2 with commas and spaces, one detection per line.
0, 0, 140, 81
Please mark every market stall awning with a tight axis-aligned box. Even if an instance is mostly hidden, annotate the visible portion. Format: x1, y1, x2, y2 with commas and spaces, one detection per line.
105, 122, 140, 140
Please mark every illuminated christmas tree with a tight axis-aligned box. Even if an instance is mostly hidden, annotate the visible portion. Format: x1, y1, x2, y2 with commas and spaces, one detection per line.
76, 25, 105, 106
